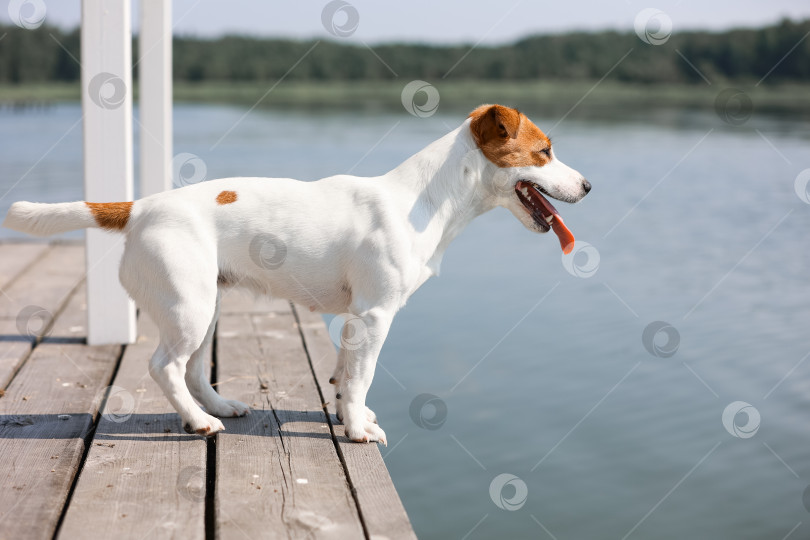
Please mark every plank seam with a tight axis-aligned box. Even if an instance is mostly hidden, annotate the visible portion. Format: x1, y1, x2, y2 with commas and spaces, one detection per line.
50, 341, 127, 540
289, 302, 372, 540
1, 273, 87, 393
205, 322, 218, 540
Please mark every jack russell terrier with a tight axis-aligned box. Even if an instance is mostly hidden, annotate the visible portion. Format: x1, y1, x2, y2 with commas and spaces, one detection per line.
4, 104, 590, 445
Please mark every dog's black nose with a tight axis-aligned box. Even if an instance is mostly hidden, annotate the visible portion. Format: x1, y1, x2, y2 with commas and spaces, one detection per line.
582, 179, 591, 194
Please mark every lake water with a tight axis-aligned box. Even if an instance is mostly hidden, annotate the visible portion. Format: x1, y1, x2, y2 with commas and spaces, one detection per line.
2, 102, 810, 539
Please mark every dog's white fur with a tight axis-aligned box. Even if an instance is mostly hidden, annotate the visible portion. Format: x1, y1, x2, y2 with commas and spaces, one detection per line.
4, 105, 588, 443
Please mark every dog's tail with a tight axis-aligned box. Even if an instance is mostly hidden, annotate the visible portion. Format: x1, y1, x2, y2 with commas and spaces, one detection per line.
3, 200, 134, 236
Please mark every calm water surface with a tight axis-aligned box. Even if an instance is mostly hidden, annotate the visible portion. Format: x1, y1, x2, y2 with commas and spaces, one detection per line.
2, 103, 810, 539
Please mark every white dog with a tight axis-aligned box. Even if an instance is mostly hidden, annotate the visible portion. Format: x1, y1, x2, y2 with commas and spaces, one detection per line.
4, 104, 590, 444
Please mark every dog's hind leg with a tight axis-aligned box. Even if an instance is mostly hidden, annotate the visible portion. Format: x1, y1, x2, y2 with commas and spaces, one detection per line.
146, 289, 225, 435
149, 331, 223, 436
121, 231, 232, 435
185, 290, 250, 418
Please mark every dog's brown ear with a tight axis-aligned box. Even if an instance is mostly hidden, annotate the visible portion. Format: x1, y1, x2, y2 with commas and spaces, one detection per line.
469, 104, 521, 146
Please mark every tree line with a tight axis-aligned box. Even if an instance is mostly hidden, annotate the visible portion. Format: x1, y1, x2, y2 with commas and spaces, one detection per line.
0, 18, 808, 85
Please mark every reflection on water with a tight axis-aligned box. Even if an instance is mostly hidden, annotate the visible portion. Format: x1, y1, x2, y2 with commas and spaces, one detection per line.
1, 103, 810, 539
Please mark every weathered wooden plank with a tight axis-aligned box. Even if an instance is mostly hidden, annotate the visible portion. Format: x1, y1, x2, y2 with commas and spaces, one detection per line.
0, 244, 85, 319
0, 244, 86, 389
0, 242, 50, 287
292, 304, 417, 540
0, 318, 34, 393
0, 282, 121, 540
58, 313, 207, 540
215, 303, 364, 539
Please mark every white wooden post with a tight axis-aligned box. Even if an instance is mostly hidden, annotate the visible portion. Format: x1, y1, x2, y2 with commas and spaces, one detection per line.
139, 0, 173, 196
81, 0, 137, 345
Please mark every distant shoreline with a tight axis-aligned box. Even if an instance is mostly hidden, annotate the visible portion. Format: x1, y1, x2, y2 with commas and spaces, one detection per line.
1, 80, 808, 116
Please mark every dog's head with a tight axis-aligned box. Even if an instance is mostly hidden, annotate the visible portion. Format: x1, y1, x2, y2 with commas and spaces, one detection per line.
468, 104, 590, 248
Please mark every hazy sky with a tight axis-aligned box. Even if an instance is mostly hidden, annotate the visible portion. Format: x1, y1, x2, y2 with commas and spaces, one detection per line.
4, 0, 810, 44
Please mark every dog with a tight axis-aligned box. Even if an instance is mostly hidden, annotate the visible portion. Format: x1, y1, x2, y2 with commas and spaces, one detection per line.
4, 104, 590, 444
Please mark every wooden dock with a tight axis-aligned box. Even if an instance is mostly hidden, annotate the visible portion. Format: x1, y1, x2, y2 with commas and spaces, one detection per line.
0, 242, 416, 540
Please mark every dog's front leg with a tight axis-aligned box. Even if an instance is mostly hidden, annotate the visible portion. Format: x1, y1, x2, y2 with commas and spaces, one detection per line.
336, 307, 393, 445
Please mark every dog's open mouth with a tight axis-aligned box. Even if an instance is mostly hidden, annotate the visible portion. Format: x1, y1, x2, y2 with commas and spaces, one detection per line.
515, 180, 575, 254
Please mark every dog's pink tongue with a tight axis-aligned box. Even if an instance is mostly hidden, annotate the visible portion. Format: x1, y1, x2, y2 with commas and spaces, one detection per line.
551, 215, 575, 255
532, 188, 575, 255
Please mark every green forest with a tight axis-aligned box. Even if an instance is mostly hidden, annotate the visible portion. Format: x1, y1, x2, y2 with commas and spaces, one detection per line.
1, 18, 808, 85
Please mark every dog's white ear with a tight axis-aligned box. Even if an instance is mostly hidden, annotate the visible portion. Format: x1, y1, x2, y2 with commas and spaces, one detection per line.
469, 104, 521, 146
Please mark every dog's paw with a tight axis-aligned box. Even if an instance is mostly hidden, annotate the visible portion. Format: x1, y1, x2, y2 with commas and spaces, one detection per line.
183, 414, 225, 437
206, 398, 251, 418
345, 420, 387, 446
335, 405, 375, 424
365, 406, 377, 424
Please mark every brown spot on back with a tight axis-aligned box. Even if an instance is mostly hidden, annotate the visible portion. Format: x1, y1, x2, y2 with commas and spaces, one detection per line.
85, 201, 133, 231
469, 104, 551, 168
216, 190, 237, 205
